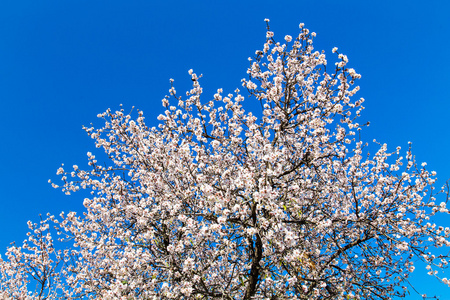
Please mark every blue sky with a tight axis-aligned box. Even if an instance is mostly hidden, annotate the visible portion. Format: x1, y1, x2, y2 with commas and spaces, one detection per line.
0, 1, 449, 298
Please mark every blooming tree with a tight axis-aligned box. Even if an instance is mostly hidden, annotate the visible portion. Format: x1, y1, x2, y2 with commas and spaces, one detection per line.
2, 21, 450, 299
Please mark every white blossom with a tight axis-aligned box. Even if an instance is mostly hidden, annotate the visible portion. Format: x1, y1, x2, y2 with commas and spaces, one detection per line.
1, 21, 449, 300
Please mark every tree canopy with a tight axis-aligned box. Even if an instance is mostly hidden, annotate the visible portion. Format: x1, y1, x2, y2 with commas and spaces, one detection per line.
1, 21, 450, 300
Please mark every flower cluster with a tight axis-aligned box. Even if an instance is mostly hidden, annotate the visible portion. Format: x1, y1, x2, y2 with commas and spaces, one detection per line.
1, 21, 450, 299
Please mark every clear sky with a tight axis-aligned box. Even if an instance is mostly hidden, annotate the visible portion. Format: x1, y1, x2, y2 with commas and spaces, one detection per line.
0, 1, 449, 298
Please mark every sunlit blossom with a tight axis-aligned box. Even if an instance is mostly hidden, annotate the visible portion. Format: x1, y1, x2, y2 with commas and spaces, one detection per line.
1, 21, 448, 300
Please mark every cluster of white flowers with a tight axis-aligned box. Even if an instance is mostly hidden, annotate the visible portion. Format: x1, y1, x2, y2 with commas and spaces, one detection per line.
1, 21, 449, 299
